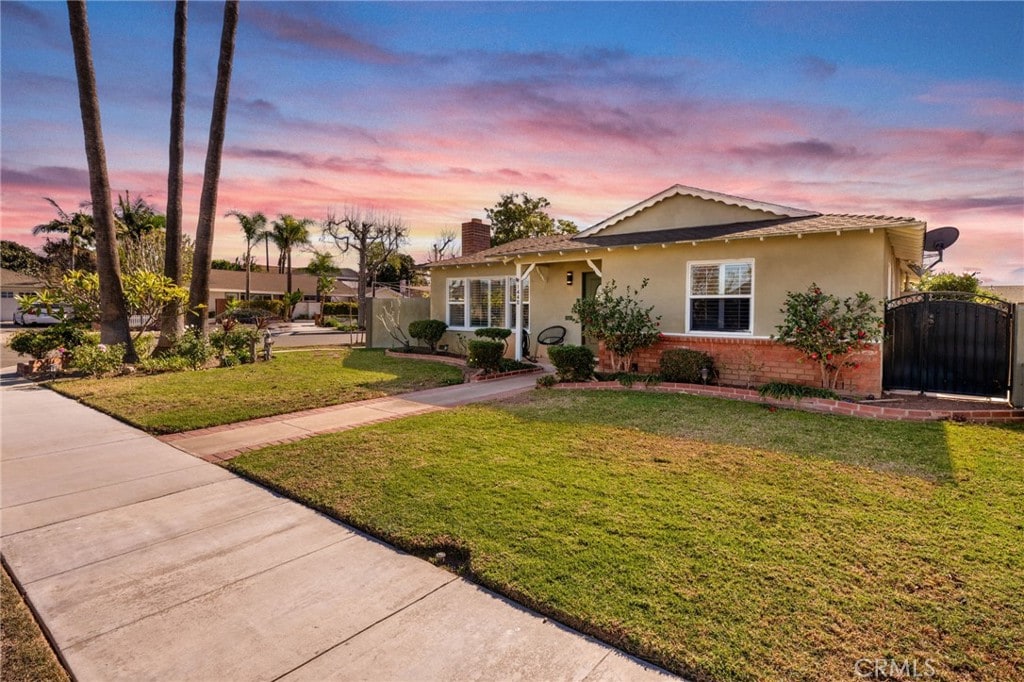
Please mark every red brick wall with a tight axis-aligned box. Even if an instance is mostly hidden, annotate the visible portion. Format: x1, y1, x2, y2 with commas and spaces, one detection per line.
598, 336, 882, 397
461, 219, 491, 256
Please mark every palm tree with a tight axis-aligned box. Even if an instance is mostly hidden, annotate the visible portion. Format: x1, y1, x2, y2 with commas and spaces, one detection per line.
225, 210, 267, 301
157, 0, 188, 355
187, 0, 239, 334
270, 215, 313, 294
66, 0, 137, 362
115, 191, 165, 242
32, 197, 95, 271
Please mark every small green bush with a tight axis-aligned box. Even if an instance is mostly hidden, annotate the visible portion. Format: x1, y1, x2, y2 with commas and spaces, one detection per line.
322, 301, 359, 316
8, 323, 92, 360
467, 339, 504, 373
136, 355, 191, 374
70, 343, 125, 377
547, 344, 596, 382
408, 319, 448, 351
536, 374, 557, 388
174, 328, 213, 370
758, 381, 840, 401
210, 327, 259, 363
659, 348, 715, 383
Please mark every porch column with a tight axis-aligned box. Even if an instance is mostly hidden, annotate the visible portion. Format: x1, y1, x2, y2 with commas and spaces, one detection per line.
514, 262, 524, 361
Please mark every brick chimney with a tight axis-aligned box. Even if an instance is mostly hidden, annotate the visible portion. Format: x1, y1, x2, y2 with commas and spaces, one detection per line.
461, 218, 491, 256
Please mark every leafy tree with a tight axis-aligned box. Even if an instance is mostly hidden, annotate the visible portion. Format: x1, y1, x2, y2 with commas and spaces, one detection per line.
916, 271, 999, 299
41, 238, 97, 276
66, 1, 137, 362
225, 209, 267, 300
187, 0, 239, 334
569, 279, 661, 373
323, 208, 408, 327
1, 240, 43, 274
485, 192, 578, 246
270, 215, 314, 294
772, 284, 884, 391
119, 230, 194, 280
31, 198, 95, 271
371, 250, 421, 286
304, 250, 337, 312
211, 259, 243, 271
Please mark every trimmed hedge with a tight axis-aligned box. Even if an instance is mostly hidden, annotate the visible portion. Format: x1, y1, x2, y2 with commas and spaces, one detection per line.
659, 348, 715, 383
322, 301, 359, 316
8, 323, 93, 360
547, 344, 596, 382
408, 319, 448, 351
467, 339, 504, 373
474, 327, 512, 341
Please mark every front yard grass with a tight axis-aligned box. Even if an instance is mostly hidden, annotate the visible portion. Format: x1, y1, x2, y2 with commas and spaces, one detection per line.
229, 390, 1024, 682
48, 348, 463, 434
1, 564, 70, 682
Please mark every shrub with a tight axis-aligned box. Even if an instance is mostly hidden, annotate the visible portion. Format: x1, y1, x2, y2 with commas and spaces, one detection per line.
569, 279, 660, 372
174, 328, 213, 370
466, 339, 504, 373
136, 355, 191, 374
69, 343, 125, 377
209, 327, 259, 363
773, 284, 883, 390
758, 381, 840, 401
474, 327, 512, 342
8, 323, 92, 360
322, 301, 359, 317
408, 319, 448, 352
659, 348, 715, 383
547, 344, 596, 382
536, 374, 557, 388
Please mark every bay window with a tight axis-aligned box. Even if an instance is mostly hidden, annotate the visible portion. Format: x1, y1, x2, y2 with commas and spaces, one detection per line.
447, 276, 530, 329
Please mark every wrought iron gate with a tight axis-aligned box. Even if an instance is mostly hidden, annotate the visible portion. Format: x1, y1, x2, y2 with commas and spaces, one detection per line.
883, 292, 1013, 397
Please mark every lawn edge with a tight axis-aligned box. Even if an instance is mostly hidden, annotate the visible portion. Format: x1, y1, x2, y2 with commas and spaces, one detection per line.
1, 556, 73, 682
223, 462, 690, 680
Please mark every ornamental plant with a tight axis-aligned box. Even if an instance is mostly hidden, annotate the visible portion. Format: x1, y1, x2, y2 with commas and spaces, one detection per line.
408, 319, 448, 352
569, 278, 661, 373
772, 283, 884, 390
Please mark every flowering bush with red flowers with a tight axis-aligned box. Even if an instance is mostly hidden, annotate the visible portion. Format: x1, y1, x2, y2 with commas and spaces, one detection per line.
772, 284, 883, 390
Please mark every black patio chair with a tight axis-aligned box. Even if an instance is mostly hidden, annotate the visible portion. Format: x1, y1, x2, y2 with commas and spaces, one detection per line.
536, 325, 567, 346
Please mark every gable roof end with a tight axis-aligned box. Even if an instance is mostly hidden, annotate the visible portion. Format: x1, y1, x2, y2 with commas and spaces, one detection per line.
577, 184, 820, 237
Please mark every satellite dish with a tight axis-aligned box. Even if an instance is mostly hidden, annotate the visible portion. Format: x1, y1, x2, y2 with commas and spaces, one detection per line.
923, 226, 960, 253
913, 226, 960, 275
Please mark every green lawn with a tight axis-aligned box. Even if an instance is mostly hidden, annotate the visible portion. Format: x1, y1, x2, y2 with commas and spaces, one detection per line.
49, 349, 463, 433
229, 390, 1024, 682
1, 565, 70, 682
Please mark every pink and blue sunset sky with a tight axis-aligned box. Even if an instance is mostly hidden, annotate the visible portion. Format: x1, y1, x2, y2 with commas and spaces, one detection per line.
1, 1, 1022, 283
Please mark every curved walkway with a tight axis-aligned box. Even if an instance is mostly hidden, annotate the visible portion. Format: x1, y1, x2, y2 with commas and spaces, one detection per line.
1, 373, 676, 681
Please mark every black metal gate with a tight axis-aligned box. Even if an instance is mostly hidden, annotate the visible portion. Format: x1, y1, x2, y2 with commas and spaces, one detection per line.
884, 292, 1013, 397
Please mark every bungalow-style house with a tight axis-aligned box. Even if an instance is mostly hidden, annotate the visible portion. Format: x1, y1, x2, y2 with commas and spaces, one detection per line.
423, 185, 926, 396
1, 267, 47, 322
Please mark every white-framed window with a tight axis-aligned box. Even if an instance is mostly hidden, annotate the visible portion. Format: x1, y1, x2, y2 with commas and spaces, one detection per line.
447, 276, 530, 329
687, 260, 753, 334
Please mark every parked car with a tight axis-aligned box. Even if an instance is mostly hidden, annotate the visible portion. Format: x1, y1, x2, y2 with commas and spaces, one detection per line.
13, 306, 73, 326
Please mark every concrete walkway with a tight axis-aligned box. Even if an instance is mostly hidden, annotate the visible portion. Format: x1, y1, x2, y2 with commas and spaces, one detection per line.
0, 375, 676, 681
160, 373, 542, 462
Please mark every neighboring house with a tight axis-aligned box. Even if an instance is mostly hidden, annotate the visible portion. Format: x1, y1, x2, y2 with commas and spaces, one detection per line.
1, 267, 46, 322
208, 269, 400, 317
423, 184, 927, 396
988, 285, 1024, 303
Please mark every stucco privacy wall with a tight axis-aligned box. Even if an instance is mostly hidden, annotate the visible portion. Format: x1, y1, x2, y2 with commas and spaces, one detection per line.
366, 297, 430, 349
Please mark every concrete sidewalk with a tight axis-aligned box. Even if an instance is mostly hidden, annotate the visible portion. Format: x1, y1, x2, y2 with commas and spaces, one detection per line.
160, 373, 542, 462
0, 376, 677, 681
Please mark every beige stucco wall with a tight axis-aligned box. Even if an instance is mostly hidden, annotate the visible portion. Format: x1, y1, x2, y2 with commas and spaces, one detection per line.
427, 229, 893, 352
596, 194, 782, 236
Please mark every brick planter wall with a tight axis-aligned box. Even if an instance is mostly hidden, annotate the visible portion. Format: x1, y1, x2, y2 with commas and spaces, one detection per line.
598, 336, 882, 397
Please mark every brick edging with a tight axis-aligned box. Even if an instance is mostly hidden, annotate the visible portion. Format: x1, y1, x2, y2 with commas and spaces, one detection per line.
552, 381, 1024, 423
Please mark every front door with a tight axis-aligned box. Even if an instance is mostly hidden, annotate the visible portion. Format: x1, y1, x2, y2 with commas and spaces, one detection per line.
581, 271, 602, 352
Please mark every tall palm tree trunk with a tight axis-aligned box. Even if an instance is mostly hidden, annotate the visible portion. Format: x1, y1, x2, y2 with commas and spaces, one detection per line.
66, 0, 138, 363
157, 0, 187, 354
187, 0, 238, 334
